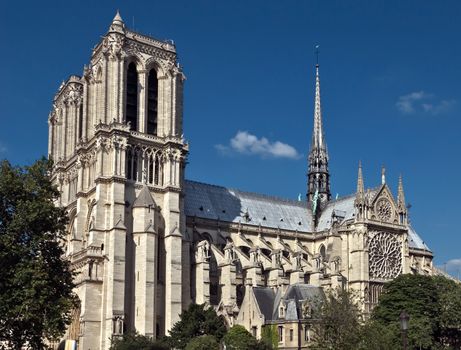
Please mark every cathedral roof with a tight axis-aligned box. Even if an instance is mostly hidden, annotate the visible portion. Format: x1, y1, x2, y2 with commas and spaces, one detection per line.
408, 226, 431, 251
185, 180, 432, 252
184, 180, 313, 232
316, 194, 357, 231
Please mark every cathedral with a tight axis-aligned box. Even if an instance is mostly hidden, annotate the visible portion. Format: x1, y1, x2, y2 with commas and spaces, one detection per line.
48, 12, 434, 349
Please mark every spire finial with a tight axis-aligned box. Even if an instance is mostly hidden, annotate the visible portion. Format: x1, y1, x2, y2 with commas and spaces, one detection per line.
315, 44, 320, 67
381, 165, 386, 185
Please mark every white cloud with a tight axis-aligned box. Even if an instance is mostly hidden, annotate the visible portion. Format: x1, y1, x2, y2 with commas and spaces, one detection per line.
396, 91, 456, 115
437, 259, 461, 279
396, 91, 431, 114
446, 258, 461, 270
0, 142, 6, 153
421, 99, 456, 115
216, 131, 301, 159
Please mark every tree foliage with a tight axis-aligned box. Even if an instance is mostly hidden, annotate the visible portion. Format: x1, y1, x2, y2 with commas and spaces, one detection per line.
222, 325, 258, 349
165, 303, 227, 349
261, 325, 278, 349
185, 335, 219, 350
311, 288, 361, 350
372, 274, 461, 349
0, 158, 77, 349
110, 333, 168, 350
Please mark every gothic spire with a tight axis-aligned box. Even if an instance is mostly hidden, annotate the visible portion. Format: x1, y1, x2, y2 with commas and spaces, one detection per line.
311, 64, 327, 152
397, 174, 406, 209
357, 161, 364, 197
307, 64, 331, 212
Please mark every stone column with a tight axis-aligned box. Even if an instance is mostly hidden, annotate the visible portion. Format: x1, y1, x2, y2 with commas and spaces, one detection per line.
163, 191, 183, 333
194, 241, 210, 305
247, 249, 264, 287
100, 181, 127, 350
132, 201, 157, 337
219, 257, 236, 306
138, 70, 148, 133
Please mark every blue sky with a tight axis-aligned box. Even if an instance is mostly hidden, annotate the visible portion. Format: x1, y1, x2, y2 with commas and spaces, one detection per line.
1, 1, 460, 277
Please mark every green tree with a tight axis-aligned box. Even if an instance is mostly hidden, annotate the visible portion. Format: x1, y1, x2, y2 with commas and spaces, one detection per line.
165, 303, 227, 349
222, 325, 258, 349
110, 333, 168, 350
261, 325, 278, 349
311, 288, 361, 350
185, 335, 219, 350
372, 274, 461, 349
0, 159, 77, 349
357, 321, 399, 350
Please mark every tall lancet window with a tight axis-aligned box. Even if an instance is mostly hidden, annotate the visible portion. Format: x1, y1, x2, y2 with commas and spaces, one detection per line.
126, 62, 138, 131
78, 105, 83, 141
147, 68, 158, 135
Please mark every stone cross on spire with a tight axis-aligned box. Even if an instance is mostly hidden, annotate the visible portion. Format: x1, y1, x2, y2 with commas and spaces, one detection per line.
307, 63, 331, 212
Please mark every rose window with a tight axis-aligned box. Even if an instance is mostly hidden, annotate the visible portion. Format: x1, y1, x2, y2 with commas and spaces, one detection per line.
369, 232, 402, 279
376, 198, 392, 222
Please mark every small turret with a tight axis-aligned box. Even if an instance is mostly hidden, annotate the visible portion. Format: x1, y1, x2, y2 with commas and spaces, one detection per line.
109, 10, 125, 34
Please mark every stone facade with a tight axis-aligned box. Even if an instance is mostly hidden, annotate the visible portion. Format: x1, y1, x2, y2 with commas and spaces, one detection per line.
49, 12, 433, 349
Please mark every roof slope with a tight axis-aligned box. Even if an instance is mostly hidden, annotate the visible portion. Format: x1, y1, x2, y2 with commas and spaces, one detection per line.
408, 226, 431, 251
185, 180, 313, 232
184, 180, 431, 252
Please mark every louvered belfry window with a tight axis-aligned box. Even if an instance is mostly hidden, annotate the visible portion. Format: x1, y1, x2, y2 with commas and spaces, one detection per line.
147, 68, 158, 135
126, 62, 138, 130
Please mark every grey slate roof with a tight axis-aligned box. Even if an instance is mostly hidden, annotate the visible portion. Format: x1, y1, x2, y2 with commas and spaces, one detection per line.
184, 180, 313, 232
408, 226, 431, 251
184, 180, 431, 252
316, 195, 356, 231
252, 284, 324, 322
253, 287, 276, 321
133, 185, 155, 208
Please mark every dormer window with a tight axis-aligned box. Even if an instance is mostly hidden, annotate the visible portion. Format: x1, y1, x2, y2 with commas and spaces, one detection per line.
279, 302, 286, 318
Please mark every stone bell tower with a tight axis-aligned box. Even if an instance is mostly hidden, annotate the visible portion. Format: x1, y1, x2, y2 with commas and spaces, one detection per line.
48, 11, 189, 349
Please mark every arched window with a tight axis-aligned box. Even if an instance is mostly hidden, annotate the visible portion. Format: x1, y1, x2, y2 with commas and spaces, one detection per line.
126, 149, 132, 180
154, 155, 162, 185
133, 152, 138, 181
147, 68, 158, 135
78, 105, 83, 141
126, 62, 138, 131
319, 244, 326, 261
148, 155, 154, 184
